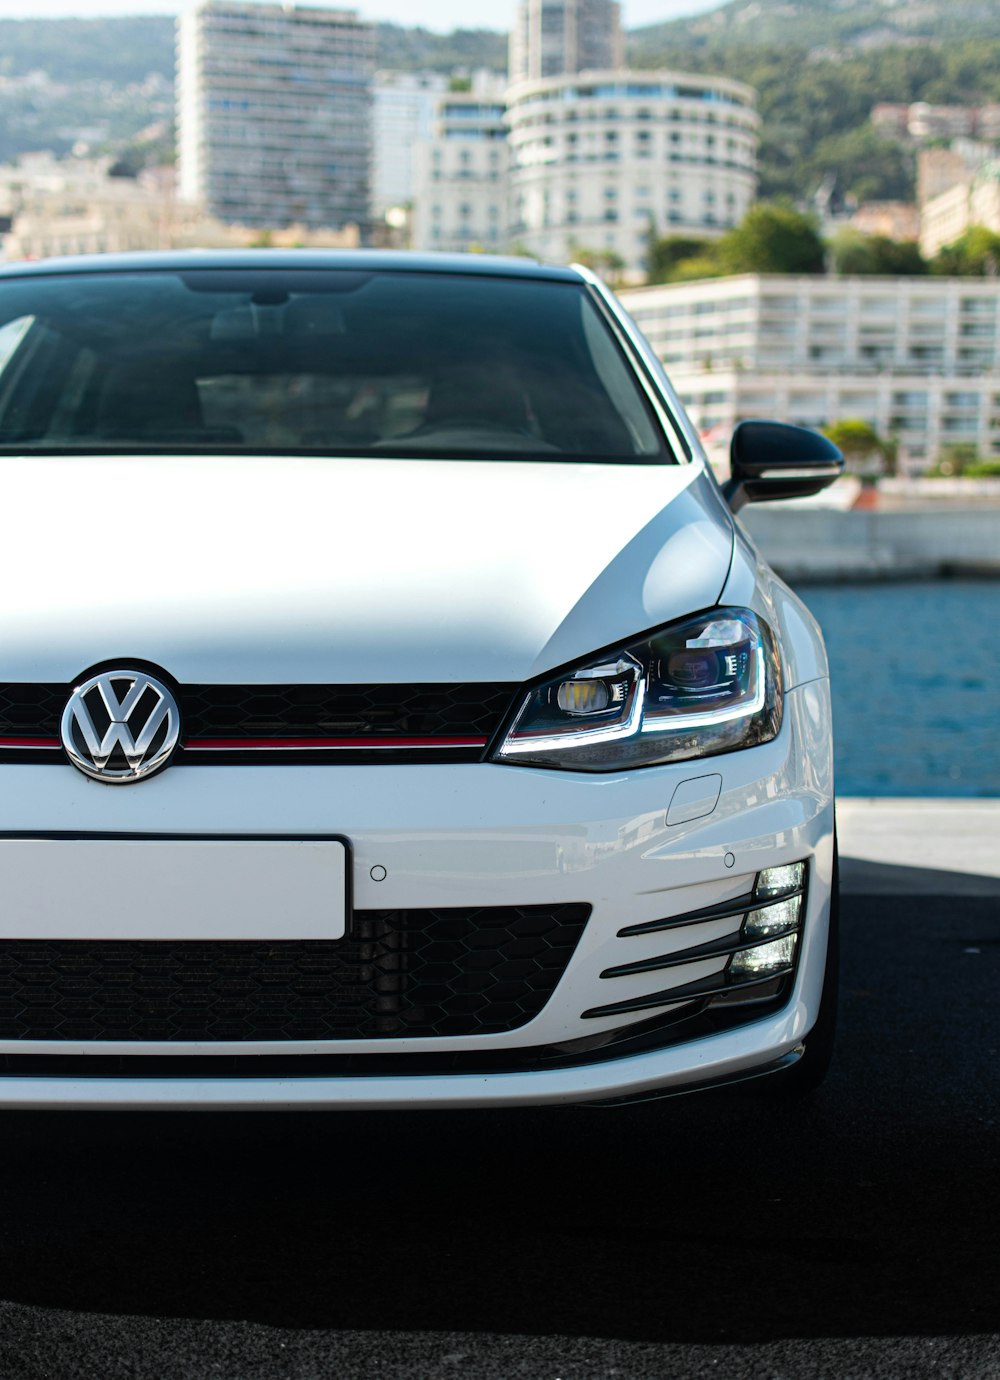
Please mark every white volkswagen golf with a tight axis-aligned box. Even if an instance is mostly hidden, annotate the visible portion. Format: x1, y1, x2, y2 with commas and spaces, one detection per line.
0, 251, 841, 1109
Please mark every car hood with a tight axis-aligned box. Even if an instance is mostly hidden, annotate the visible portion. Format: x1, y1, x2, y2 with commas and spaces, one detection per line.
2, 456, 733, 684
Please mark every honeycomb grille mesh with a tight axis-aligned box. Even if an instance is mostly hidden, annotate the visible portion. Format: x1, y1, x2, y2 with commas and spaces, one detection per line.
0, 683, 65, 736
0, 905, 590, 1042
0, 681, 516, 744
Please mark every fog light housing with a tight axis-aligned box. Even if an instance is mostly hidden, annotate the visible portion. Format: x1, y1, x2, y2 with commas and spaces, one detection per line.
755, 861, 805, 899
729, 932, 798, 978
722, 860, 807, 987
744, 894, 801, 938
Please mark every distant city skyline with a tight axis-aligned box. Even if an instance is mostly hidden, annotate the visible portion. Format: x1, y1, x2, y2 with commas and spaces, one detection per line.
0, 0, 725, 31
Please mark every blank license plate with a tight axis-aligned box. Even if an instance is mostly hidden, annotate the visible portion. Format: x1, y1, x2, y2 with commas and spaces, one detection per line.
0, 836, 348, 941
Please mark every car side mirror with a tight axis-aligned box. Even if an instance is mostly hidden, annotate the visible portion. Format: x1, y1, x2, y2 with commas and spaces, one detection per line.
722, 420, 844, 514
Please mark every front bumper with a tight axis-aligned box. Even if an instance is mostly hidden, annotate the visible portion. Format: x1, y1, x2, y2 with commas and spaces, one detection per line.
0, 680, 834, 1108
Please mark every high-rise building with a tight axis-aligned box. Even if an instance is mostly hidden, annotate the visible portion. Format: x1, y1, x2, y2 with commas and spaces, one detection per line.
372, 71, 448, 218
177, 1, 374, 232
507, 71, 759, 276
509, 0, 624, 85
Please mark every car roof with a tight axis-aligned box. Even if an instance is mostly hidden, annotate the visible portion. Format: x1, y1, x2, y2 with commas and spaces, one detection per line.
0, 249, 586, 284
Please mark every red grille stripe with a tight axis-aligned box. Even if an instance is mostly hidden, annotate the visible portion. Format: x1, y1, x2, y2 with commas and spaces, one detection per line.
183, 736, 488, 751
0, 736, 487, 753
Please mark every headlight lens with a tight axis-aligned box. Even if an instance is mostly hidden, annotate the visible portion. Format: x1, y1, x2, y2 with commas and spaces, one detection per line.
494, 607, 781, 771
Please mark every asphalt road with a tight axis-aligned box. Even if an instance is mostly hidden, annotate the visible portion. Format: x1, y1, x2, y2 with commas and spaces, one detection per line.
0, 861, 997, 1379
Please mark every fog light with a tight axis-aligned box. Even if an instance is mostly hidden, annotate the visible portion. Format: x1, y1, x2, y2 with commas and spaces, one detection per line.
729, 933, 798, 977
755, 861, 805, 898
744, 894, 802, 938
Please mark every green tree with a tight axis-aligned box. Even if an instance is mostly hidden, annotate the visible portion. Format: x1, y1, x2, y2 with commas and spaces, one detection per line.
715, 203, 826, 275
869, 237, 928, 275
935, 443, 980, 476
932, 226, 1000, 276
806, 125, 914, 204
668, 254, 726, 282
831, 230, 927, 275
647, 235, 714, 284
822, 419, 887, 474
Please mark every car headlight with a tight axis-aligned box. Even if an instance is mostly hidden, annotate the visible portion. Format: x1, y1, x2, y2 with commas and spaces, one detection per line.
493, 607, 782, 771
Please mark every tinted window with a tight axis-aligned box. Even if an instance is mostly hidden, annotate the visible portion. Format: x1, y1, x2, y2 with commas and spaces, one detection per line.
0, 270, 672, 462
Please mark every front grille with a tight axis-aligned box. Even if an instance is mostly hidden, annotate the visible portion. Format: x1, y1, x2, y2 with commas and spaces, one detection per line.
181, 682, 516, 742
0, 904, 590, 1043
0, 683, 66, 738
0, 680, 517, 763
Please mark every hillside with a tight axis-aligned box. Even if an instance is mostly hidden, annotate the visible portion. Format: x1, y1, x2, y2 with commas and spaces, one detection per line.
2, 5, 999, 205
0, 17, 506, 166
628, 0, 1000, 202
629, 0, 1000, 54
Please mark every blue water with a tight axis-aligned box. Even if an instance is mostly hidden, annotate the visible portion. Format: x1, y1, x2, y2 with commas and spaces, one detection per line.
798, 581, 999, 798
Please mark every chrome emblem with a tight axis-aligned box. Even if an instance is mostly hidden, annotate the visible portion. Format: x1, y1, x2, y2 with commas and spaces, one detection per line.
61, 670, 181, 784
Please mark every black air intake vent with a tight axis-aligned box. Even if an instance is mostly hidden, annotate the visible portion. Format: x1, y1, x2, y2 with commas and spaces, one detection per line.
0, 904, 590, 1042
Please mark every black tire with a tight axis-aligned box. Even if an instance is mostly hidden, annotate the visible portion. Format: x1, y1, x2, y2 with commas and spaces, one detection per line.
761, 837, 840, 1100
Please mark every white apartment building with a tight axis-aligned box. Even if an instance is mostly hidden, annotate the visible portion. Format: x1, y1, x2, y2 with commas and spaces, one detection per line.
873, 102, 1000, 144
920, 162, 1000, 259
619, 274, 1000, 468
177, 0, 373, 232
509, 0, 623, 85
506, 71, 758, 276
372, 71, 448, 218
410, 80, 509, 254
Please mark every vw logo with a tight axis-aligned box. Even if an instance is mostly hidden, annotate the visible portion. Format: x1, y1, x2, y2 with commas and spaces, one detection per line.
61, 670, 181, 784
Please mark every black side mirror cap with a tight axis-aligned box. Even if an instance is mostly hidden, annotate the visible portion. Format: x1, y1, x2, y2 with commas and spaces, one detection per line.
722, 420, 844, 514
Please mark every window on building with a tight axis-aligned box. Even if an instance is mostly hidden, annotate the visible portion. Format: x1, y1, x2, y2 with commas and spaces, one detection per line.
960, 298, 994, 316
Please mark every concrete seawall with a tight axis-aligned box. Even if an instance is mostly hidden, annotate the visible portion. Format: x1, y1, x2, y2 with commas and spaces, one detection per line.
741, 506, 1000, 581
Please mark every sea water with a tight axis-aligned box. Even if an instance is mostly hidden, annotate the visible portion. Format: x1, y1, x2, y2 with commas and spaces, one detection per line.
798, 580, 999, 798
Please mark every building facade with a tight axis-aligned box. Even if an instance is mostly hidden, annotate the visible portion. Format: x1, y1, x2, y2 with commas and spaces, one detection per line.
920, 162, 1000, 259
620, 274, 1000, 469
177, 0, 373, 232
0, 153, 361, 262
873, 102, 1000, 145
506, 71, 758, 276
410, 78, 509, 254
372, 71, 448, 218
509, 0, 623, 85
849, 202, 921, 242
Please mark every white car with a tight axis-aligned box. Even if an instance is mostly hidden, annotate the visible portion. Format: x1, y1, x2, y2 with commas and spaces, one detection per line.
0, 251, 841, 1109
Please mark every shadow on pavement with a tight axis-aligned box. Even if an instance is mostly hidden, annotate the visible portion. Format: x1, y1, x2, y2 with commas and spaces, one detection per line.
0, 862, 996, 1349
841, 854, 1000, 897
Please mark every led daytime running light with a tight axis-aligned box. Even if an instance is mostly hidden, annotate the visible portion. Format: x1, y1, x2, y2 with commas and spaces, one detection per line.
494, 608, 781, 772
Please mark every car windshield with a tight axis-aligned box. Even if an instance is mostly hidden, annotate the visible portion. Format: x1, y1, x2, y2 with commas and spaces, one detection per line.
0, 268, 674, 462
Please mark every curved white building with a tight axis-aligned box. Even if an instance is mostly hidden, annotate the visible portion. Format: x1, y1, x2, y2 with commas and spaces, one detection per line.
507, 71, 759, 275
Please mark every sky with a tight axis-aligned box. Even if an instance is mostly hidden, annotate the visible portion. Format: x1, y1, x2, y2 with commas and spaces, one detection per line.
0, 0, 725, 29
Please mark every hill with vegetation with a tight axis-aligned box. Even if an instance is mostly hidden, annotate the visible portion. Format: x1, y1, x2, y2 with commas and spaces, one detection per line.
631, 0, 1000, 52
629, 0, 1000, 202
0, 17, 506, 166
1, 4, 999, 205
